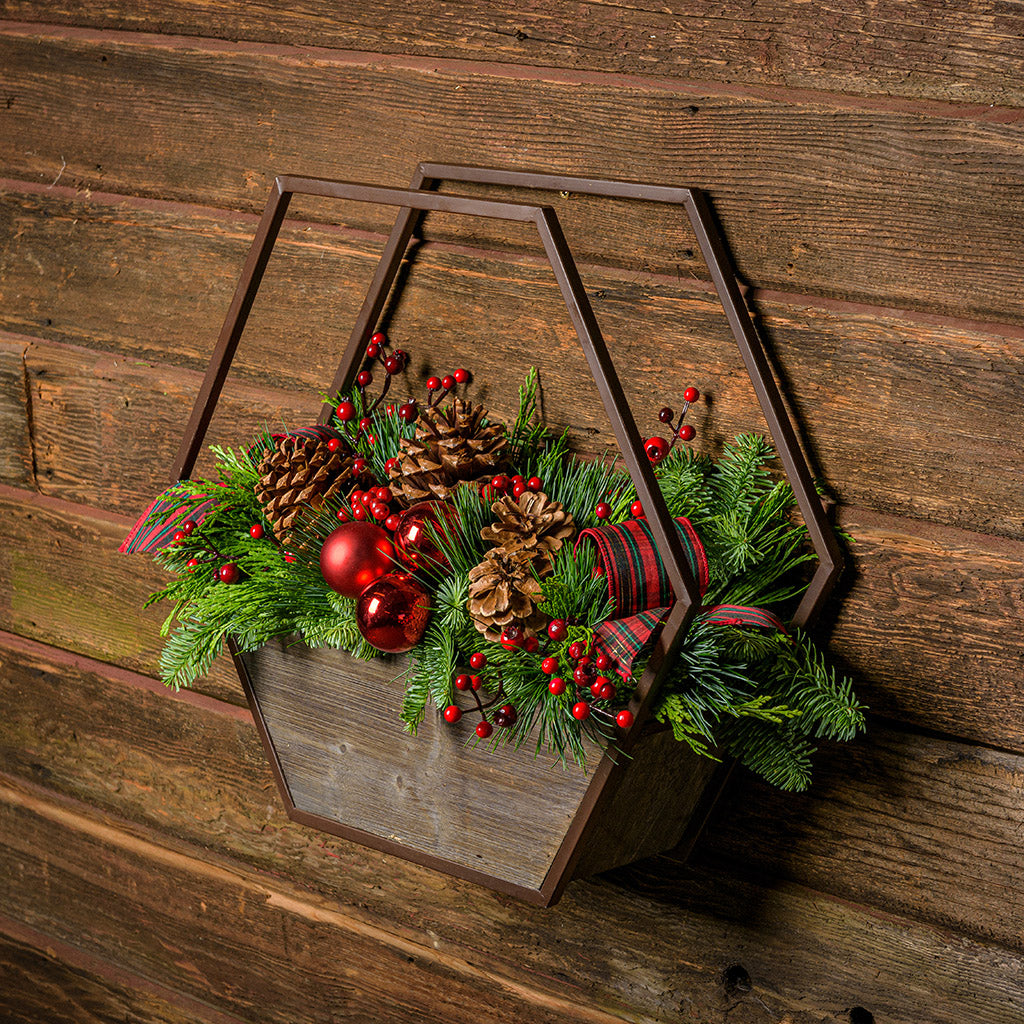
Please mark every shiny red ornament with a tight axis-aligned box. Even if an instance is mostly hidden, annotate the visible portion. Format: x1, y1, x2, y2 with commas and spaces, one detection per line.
319, 522, 396, 598
595, 502, 611, 519
356, 573, 430, 653
394, 501, 458, 573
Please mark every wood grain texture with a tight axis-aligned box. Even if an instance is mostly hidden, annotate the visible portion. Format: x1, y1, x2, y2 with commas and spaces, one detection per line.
0, 484, 244, 704
3, 608, 1024, 958
1, 29, 1023, 323
0, 337, 33, 488
3, 772, 1024, 1024
4, 189, 1023, 539
3, 2, 1024, 107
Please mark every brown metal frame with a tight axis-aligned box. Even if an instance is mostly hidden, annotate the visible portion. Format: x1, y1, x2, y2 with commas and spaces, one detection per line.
171, 167, 842, 906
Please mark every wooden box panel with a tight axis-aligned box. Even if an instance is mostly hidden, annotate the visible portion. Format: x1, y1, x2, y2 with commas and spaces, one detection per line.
237, 640, 716, 903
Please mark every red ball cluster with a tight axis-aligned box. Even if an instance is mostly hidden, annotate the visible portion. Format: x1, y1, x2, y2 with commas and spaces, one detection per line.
340, 485, 398, 529
643, 385, 701, 465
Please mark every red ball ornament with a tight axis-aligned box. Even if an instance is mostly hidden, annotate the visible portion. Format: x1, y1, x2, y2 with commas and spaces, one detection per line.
616, 709, 635, 729
319, 522, 396, 598
683, 386, 700, 403
500, 625, 524, 649
443, 705, 462, 724
394, 501, 459, 573
355, 573, 430, 653
476, 720, 494, 739
678, 424, 696, 442
250, 523, 264, 539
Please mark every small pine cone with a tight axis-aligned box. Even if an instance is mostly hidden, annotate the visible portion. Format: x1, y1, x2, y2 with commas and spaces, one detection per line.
467, 547, 549, 641
480, 490, 574, 559
255, 432, 366, 543
389, 399, 508, 504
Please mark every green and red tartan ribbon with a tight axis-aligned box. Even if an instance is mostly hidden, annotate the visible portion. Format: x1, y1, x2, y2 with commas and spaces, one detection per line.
577, 517, 787, 679
120, 424, 342, 555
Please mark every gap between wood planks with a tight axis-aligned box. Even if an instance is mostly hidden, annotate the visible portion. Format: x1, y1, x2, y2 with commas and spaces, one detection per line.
0, 773, 641, 1024
2, 175, 1023, 347
1, 17, 1023, 126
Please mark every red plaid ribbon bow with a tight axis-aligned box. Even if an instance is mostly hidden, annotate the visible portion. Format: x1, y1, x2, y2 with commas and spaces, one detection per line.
576, 517, 787, 680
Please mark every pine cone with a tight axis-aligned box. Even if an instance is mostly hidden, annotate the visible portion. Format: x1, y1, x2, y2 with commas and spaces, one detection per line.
480, 490, 574, 559
254, 432, 366, 544
388, 399, 508, 504
467, 547, 549, 641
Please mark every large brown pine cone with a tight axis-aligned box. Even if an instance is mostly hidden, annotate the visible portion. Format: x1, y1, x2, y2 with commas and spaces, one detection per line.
480, 490, 574, 559
388, 399, 508, 504
467, 547, 549, 641
254, 432, 366, 544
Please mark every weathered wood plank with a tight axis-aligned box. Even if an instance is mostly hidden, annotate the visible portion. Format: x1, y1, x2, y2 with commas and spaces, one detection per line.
0, 920, 248, 1024
2, 773, 1023, 1024
1, 28, 1023, 323
0, 337, 34, 488
4, 2, 1024, 107
4, 189, 1023, 539
3, 612, 1024, 959
0, 485, 244, 704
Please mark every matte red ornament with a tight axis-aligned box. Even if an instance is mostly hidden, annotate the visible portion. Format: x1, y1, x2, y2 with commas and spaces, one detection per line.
355, 573, 430, 653
394, 501, 458, 573
319, 522, 396, 598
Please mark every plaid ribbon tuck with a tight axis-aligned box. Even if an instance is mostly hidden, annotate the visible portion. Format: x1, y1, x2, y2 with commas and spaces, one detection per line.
576, 517, 787, 679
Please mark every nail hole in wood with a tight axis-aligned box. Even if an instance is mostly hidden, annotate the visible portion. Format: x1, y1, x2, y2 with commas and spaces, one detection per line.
722, 963, 752, 994
849, 1009, 874, 1024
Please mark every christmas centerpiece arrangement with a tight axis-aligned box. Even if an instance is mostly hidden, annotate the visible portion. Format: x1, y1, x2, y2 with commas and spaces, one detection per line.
123, 334, 864, 791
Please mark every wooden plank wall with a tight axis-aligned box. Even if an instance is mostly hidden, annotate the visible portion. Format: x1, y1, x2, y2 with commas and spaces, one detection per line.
1, 4, 1022, 1021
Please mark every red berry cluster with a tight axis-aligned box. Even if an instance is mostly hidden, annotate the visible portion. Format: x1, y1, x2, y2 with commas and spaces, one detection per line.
173, 517, 252, 584
644, 386, 701, 464
442, 652, 519, 739
484, 473, 543, 502
336, 484, 402, 531
425, 367, 471, 409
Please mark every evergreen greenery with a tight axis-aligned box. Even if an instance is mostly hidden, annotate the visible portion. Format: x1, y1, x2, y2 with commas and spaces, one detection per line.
138, 369, 865, 791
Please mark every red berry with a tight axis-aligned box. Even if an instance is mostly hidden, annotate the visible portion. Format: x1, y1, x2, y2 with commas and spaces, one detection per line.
476, 720, 493, 739
548, 677, 567, 695
493, 704, 518, 728
469, 652, 487, 670
386, 403, 395, 416
678, 424, 696, 442
511, 475, 525, 486
500, 625, 524, 649
453, 367, 470, 384
370, 331, 386, 346
491, 475, 509, 491
454, 674, 471, 691
185, 558, 199, 572
385, 457, 399, 474
441, 375, 455, 390
512, 482, 526, 498
384, 354, 402, 375
336, 509, 349, 522
598, 682, 617, 701
616, 709, 635, 729
427, 376, 442, 391
572, 701, 591, 721
283, 552, 296, 563
573, 664, 593, 685
327, 437, 342, 452
360, 491, 374, 506
358, 417, 372, 433
595, 653, 610, 671
353, 457, 367, 474
527, 477, 542, 492
523, 635, 540, 653
181, 520, 197, 536
173, 529, 186, 544
630, 500, 645, 517
568, 641, 585, 661
590, 679, 604, 697
217, 563, 239, 584
658, 406, 674, 423
541, 657, 559, 675
351, 505, 367, 520
398, 401, 418, 422
336, 400, 356, 421
249, 523, 264, 539
547, 619, 567, 641
683, 387, 700, 403
384, 513, 401, 531
645, 436, 670, 463
357, 370, 372, 388
443, 705, 462, 724
470, 675, 482, 690
373, 486, 390, 502
595, 502, 611, 519
370, 501, 389, 519
366, 342, 380, 359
